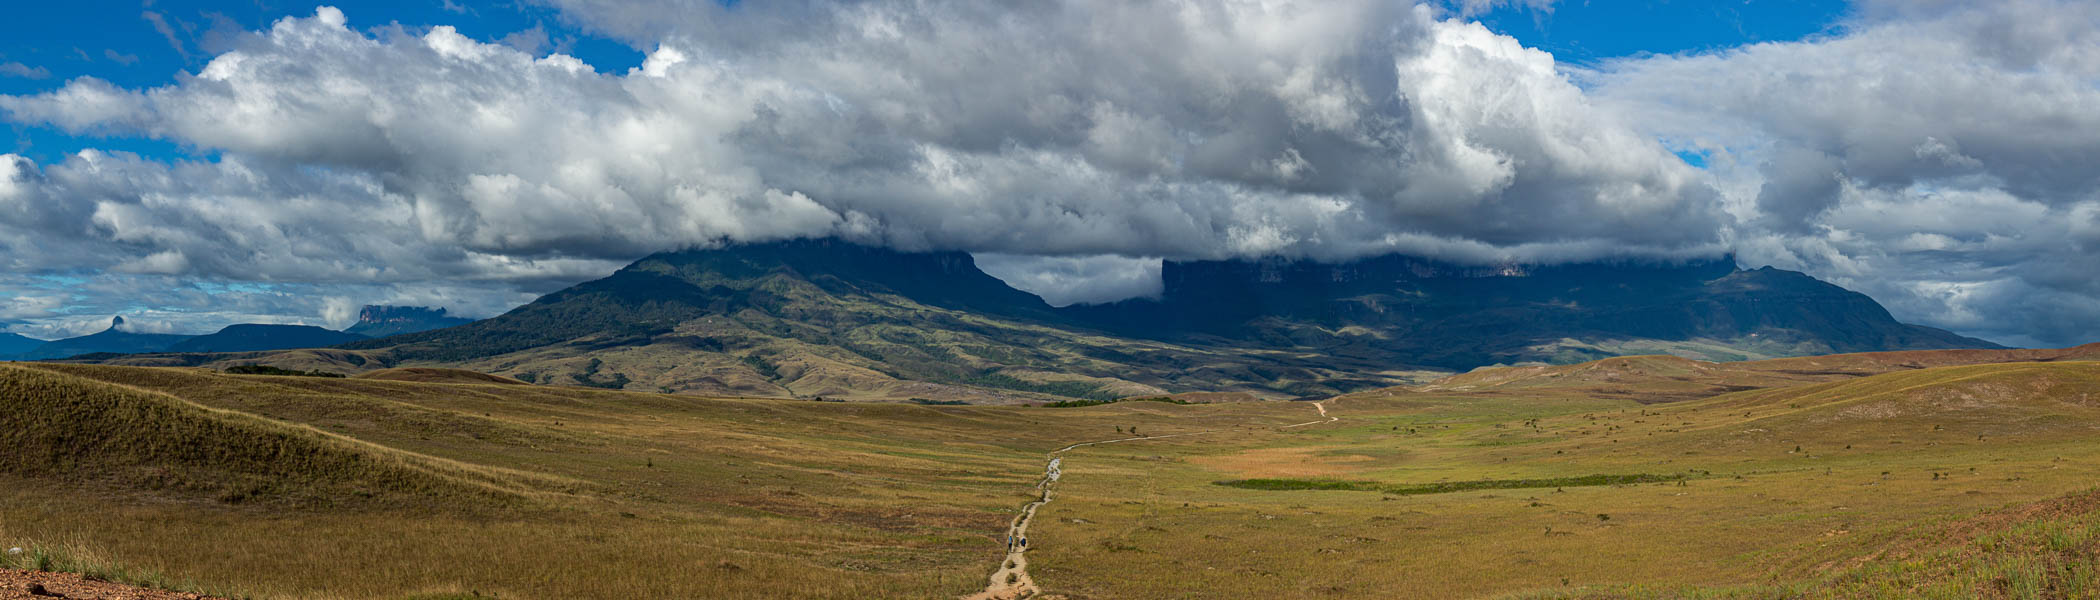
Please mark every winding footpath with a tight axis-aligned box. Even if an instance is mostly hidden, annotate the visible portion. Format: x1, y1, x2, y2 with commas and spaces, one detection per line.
965, 398, 1340, 600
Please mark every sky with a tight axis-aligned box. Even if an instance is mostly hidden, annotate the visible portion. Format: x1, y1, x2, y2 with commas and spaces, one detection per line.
0, 1, 2096, 349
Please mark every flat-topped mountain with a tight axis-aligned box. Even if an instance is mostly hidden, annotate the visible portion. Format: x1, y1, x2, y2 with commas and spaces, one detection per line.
342, 239, 1390, 401
316, 239, 1994, 400
0, 332, 41, 357
1069, 255, 1994, 369
166, 324, 368, 354
343, 305, 474, 338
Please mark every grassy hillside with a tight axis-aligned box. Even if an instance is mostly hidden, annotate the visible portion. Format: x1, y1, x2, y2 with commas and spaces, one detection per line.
0, 363, 1315, 598
6, 356, 2100, 598
0, 364, 566, 508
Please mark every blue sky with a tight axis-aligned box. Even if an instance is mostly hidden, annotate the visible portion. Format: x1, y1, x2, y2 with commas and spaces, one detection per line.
3, 0, 2096, 348
0, 1, 644, 166
1, 0, 1853, 165
1473, 0, 1854, 65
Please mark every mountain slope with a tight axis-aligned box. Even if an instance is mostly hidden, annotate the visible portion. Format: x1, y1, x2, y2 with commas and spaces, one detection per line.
83, 240, 2003, 400
0, 332, 42, 357
340, 239, 1405, 401
166, 324, 367, 353
322, 240, 2000, 400
19, 318, 191, 360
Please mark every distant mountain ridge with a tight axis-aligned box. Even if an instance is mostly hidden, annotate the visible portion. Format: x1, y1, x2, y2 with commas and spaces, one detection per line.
343, 306, 474, 338
337, 239, 1389, 401
1068, 254, 1994, 368
0, 332, 41, 356
167, 324, 368, 354
319, 239, 1997, 401
13, 317, 193, 360
7, 305, 473, 361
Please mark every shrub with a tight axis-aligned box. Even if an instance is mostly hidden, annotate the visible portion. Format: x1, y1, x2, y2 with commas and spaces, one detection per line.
1215, 473, 1688, 496
224, 365, 345, 378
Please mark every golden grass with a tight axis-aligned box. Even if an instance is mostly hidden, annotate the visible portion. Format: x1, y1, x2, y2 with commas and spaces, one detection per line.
0, 364, 574, 508
5, 357, 2100, 598
0, 363, 1313, 598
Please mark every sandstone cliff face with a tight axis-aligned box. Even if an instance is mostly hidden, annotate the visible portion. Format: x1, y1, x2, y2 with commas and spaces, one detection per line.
344, 305, 472, 338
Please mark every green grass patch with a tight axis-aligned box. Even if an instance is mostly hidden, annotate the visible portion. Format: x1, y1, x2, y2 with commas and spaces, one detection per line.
1215, 473, 1687, 496
0, 539, 221, 597
739, 354, 782, 380
571, 358, 631, 390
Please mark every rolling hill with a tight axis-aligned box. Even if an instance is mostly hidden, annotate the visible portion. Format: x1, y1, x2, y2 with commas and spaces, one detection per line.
0, 363, 567, 508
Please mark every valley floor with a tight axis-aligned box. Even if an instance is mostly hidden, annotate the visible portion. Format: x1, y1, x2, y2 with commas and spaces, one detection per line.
5, 355, 2100, 599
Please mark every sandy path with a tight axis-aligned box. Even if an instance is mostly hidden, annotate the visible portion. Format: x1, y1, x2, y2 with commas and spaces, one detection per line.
0, 569, 224, 599
964, 398, 1338, 600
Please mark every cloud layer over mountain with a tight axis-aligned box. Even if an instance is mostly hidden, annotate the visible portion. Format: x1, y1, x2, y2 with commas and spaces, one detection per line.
1, 0, 2096, 346
1585, 0, 2100, 347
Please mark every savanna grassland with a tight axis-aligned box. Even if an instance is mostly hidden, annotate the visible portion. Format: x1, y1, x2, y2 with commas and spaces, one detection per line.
6, 346, 2100, 599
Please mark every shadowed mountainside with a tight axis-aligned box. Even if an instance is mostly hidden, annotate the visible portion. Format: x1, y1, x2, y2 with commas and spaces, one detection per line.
165, 324, 366, 354
1068, 256, 1994, 369
0, 333, 40, 357
335, 239, 1413, 401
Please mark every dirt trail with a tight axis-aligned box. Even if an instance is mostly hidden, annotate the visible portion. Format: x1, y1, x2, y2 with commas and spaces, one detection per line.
965, 398, 1338, 600
1282, 398, 1336, 428
0, 569, 224, 599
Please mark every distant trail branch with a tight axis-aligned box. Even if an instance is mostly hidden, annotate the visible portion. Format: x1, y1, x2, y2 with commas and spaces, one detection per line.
965, 397, 1339, 600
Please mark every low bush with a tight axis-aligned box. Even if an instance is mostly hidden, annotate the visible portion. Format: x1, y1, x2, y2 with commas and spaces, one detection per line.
1215, 473, 1687, 496
224, 365, 344, 378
